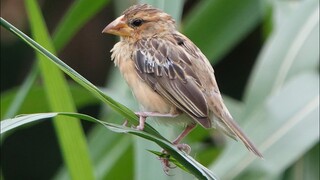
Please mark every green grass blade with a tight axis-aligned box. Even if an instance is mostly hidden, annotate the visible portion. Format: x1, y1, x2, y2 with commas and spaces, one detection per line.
0, 84, 98, 143
2, 63, 39, 119
52, 0, 110, 50
1, 112, 219, 180
24, 0, 94, 179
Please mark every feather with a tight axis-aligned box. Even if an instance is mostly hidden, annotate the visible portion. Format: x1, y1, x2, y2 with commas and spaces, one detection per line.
133, 37, 211, 128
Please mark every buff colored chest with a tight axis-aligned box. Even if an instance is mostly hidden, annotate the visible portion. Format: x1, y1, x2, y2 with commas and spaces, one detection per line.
111, 41, 173, 114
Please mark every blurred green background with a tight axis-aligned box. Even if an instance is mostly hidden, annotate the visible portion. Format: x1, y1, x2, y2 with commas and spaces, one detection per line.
1, 0, 319, 179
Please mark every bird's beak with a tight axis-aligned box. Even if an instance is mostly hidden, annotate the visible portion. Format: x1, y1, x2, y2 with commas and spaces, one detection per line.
102, 15, 132, 37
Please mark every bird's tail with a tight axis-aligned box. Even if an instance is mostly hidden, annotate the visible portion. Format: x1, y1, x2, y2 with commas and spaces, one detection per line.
211, 108, 263, 158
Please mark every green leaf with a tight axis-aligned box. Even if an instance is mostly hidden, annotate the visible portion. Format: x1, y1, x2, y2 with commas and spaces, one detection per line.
243, 0, 319, 117
211, 72, 319, 179
1, 113, 55, 133
24, 0, 95, 179
1, 112, 218, 180
2, 64, 39, 119
183, 0, 262, 63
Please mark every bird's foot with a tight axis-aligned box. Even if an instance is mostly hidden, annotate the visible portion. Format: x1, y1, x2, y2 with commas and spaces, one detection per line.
121, 113, 146, 130
175, 143, 191, 154
122, 120, 129, 127
159, 149, 176, 175
159, 143, 192, 174
134, 113, 147, 130
132, 112, 178, 131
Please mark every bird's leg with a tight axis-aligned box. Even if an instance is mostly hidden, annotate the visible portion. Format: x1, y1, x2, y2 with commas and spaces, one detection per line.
135, 114, 147, 130
172, 123, 196, 146
131, 112, 195, 173
136, 112, 179, 118
134, 112, 179, 130
160, 123, 196, 173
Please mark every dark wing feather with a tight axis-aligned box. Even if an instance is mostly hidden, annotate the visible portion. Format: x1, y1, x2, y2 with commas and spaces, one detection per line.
133, 37, 211, 128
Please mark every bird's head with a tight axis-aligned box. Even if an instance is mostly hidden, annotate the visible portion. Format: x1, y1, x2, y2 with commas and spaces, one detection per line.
102, 4, 176, 40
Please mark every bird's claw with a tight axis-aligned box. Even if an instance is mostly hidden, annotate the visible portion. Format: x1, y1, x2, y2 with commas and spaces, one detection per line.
159, 143, 192, 174
161, 159, 176, 175
135, 124, 144, 131
159, 150, 176, 175
122, 120, 129, 127
175, 143, 191, 154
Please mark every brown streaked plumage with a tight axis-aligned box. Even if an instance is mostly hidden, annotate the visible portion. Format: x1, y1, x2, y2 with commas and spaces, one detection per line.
102, 4, 263, 158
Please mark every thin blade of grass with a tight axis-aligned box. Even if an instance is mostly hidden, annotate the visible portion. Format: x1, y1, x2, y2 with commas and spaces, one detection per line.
1, 112, 219, 180
52, 0, 110, 50
2, 63, 39, 119
24, 0, 95, 179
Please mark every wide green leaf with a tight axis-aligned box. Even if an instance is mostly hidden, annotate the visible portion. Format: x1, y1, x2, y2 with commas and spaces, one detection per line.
211, 72, 319, 179
243, 0, 319, 117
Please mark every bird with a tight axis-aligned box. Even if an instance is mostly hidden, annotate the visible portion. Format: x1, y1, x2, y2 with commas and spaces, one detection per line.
102, 4, 263, 159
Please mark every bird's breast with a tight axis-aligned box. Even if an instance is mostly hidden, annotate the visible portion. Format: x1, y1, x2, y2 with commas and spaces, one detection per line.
111, 42, 174, 114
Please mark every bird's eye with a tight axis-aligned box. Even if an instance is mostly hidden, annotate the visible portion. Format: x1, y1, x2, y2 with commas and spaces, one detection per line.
130, 19, 144, 27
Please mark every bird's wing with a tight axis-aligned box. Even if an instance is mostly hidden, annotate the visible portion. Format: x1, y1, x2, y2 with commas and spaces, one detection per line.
132, 35, 211, 128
